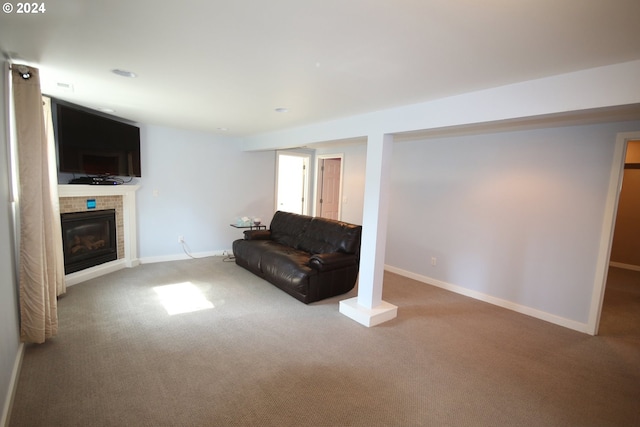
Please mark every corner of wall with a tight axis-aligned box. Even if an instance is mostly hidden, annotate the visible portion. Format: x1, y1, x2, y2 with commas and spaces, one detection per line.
1, 343, 24, 427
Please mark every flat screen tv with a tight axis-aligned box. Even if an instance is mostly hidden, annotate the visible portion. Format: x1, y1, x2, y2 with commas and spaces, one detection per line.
53, 99, 141, 177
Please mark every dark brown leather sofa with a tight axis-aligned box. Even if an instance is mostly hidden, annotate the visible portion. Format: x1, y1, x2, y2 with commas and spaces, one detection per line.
232, 211, 362, 303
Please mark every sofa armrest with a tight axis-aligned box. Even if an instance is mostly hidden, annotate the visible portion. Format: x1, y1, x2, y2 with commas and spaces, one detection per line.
243, 230, 272, 240
308, 253, 358, 271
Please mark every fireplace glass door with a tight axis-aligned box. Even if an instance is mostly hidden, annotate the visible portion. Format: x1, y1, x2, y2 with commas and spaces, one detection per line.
61, 209, 117, 274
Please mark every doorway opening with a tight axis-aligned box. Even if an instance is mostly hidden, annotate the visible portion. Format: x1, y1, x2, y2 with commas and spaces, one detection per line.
591, 132, 640, 335
315, 154, 343, 220
275, 152, 310, 215
598, 139, 640, 337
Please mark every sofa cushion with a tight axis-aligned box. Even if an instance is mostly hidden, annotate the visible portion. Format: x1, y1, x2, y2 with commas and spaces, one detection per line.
261, 247, 314, 294
297, 217, 362, 255
232, 239, 282, 274
269, 211, 312, 248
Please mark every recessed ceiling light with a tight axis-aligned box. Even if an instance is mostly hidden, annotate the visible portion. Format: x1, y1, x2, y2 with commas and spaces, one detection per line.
99, 108, 115, 113
111, 69, 137, 78
275, 107, 289, 113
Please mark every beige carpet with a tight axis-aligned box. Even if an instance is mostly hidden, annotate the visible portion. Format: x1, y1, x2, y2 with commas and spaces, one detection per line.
8, 259, 640, 426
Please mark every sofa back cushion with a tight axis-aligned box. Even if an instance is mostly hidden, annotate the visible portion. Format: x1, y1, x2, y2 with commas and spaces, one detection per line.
297, 217, 362, 255
269, 211, 312, 247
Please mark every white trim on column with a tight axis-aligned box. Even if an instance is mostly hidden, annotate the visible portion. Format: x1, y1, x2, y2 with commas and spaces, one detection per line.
340, 134, 397, 327
339, 297, 397, 327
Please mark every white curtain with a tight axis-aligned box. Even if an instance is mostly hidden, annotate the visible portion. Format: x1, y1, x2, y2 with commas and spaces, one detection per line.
12, 65, 65, 343
43, 96, 66, 296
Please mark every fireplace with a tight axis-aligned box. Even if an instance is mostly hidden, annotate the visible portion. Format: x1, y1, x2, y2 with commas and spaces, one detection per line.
61, 209, 117, 274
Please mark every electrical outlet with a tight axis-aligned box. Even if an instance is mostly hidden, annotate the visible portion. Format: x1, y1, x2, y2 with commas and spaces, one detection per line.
178, 235, 184, 243
431, 257, 437, 266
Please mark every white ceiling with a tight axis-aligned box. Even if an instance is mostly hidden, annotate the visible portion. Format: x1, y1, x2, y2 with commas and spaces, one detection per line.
1, 0, 640, 137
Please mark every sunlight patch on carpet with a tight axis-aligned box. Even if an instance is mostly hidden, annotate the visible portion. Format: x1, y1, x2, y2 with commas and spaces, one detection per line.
153, 282, 214, 315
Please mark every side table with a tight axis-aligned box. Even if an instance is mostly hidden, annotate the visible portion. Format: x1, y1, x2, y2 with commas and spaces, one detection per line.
229, 224, 267, 231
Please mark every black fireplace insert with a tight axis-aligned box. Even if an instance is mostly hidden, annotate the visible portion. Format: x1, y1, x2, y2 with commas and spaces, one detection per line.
61, 209, 117, 274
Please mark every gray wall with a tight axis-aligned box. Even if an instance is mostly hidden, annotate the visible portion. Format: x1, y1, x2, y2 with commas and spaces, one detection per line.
302, 121, 640, 327
136, 124, 276, 261
0, 62, 21, 425
386, 121, 640, 325
58, 120, 277, 262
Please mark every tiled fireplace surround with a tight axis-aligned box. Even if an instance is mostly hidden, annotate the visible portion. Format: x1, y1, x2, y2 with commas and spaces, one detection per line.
58, 184, 140, 286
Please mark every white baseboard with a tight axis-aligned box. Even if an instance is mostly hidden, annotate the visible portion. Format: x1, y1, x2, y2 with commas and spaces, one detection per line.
139, 250, 230, 265
65, 259, 132, 287
1, 343, 24, 427
609, 261, 640, 272
384, 264, 590, 334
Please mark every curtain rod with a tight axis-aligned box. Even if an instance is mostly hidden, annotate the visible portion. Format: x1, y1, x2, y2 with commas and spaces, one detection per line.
7, 63, 32, 80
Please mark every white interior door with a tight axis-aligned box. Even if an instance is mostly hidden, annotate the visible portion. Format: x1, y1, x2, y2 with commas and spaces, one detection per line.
276, 153, 309, 215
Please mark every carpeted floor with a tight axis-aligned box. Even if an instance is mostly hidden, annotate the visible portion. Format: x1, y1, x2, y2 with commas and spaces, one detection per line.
8, 259, 640, 426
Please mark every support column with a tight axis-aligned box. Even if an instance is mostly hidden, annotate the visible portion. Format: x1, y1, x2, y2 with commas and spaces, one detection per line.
340, 133, 397, 326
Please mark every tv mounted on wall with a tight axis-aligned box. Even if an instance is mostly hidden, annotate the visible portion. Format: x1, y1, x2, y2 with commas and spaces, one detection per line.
52, 98, 141, 181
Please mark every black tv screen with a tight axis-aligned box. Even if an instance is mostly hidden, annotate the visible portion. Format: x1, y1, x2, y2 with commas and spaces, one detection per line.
53, 100, 141, 177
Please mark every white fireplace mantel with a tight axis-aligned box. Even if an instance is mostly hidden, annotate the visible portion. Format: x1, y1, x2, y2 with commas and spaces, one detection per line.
58, 184, 140, 285
58, 184, 140, 198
